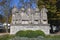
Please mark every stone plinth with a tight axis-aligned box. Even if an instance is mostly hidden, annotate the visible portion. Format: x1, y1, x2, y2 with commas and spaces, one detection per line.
10, 24, 50, 35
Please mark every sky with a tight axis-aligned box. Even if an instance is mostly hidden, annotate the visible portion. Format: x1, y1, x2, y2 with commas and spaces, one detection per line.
10, 0, 37, 9
0, 0, 2, 2
0, 0, 37, 16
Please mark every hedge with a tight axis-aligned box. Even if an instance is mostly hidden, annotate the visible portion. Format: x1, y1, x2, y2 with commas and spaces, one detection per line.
16, 30, 45, 38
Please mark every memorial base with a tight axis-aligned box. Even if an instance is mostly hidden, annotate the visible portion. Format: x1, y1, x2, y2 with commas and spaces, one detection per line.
10, 24, 50, 35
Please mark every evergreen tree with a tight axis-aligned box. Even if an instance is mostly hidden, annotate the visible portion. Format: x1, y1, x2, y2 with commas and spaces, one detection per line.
37, 0, 60, 25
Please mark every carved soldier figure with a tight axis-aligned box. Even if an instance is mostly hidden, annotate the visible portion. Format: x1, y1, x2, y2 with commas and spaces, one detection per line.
40, 5, 48, 24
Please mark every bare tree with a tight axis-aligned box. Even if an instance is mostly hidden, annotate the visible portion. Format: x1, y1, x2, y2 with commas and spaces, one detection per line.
0, 0, 11, 33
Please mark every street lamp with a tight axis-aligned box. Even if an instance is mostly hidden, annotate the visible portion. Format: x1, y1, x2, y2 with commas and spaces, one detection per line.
3, 23, 8, 33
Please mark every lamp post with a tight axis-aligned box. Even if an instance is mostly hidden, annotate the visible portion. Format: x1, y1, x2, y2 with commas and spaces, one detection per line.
3, 23, 8, 33
4, 8, 9, 33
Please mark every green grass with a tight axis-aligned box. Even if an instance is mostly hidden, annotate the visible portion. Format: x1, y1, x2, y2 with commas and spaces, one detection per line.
0, 30, 60, 40
0, 34, 15, 40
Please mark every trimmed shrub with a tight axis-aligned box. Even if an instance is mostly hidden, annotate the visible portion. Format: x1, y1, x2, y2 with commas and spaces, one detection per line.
35, 30, 45, 36
25, 30, 36, 38
16, 30, 27, 37
16, 30, 45, 38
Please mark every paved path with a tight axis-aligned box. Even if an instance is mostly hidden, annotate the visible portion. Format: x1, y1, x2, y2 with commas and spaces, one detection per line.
0, 33, 9, 35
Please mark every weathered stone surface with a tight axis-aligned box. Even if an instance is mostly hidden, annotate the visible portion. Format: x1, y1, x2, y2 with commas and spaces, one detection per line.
10, 24, 50, 35
10, 2, 50, 35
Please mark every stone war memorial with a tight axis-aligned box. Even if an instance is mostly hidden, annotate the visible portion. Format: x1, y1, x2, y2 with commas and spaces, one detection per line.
10, 0, 50, 35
